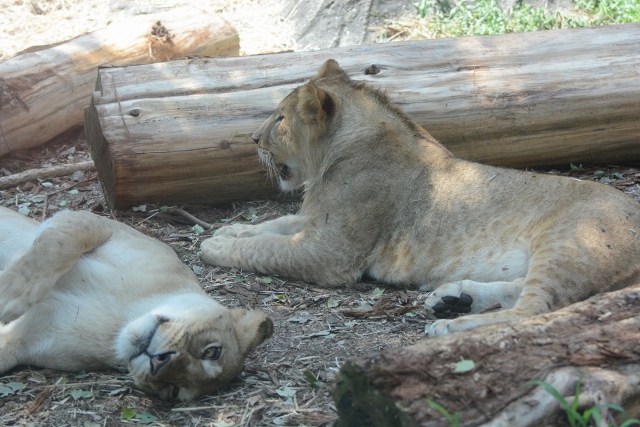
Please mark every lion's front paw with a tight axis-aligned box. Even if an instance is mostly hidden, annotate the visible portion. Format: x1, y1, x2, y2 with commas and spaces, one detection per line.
424, 282, 473, 319
200, 236, 237, 267
426, 319, 453, 336
214, 224, 256, 238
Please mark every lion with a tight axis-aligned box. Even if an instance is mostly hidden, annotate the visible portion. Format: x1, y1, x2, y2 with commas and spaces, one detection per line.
201, 59, 640, 336
0, 207, 273, 401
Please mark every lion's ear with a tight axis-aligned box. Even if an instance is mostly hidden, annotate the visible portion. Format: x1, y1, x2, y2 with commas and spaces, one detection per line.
317, 59, 348, 79
231, 308, 274, 356
297, 84, 335, 124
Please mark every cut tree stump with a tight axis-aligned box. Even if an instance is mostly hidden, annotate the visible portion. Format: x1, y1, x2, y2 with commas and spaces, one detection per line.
0, 7, 238, 157
85, 23, 640, 209
333, 284, 640, 427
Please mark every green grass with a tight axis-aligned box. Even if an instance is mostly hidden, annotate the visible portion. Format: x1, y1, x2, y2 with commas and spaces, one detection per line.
403, 0, 640, 38
526, 379, 640, 427
426, 378, 640, 427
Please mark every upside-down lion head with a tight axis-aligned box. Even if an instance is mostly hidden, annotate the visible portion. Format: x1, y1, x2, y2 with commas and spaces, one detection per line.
117, 298, 273, 401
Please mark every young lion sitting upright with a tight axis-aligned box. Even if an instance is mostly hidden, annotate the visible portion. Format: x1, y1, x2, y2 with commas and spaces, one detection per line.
201, 59, 640, 336
0, 207, 272, 401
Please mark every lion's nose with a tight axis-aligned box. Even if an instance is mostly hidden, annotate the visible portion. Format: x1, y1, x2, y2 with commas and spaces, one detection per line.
149, 351, 174, 375
251, 134, 259, 144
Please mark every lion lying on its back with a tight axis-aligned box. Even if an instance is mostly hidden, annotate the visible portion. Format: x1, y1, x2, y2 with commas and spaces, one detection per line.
201, 59, 640, 336
0, 208, 272, 401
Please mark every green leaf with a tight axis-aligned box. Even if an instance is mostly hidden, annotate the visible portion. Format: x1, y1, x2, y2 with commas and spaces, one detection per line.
613, 172, 625, 179
18, 205, 30, 216
593, 170, 606, 177
75, 371, 90, 379
29, 195, 46, 203
242, 207, 258, 221
570, 163, 584, 172
404, 312, 416, 317
275, 385, 296, 398
41, 182, 53, 188
259, 276, 273, 284
0, 386, 15, 398
70, 389, 94, 400
58, 200, 68, 207
29, 372, 46, 383
372, 288, 385, 297
68, 189, 79, 195
135, 412, 158, 424
233, 276, 245, 282
6, 382, 25, 392
303, 370, 323, 388
121, 408, 137, 420
327, 298, 339, 308
108, 387, 129, 396
452, 359, 475, 373
192, 224, 205, 235
132, 204, 147, 212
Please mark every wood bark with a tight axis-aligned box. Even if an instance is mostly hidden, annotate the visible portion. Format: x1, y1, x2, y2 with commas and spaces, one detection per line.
0, 7, 238, 157
333, 284, 640, 427
85, 23, 640, 209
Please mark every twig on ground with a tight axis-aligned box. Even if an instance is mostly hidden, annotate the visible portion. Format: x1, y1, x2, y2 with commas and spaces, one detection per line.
167, 207, 212, 229
0, 161, 95, 190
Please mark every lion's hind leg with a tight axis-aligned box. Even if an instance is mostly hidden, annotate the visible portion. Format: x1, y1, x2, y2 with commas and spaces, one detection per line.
0, 211, 112, 324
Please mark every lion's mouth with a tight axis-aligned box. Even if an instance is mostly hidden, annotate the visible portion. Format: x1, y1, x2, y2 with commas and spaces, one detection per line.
129, 316, 169, 360
277, 164, 290, 180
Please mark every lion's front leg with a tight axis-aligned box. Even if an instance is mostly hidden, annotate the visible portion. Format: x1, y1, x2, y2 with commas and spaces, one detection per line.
424, 279, 525, 336
214, 214, 308, 238
200, 231, 360, 287
0, 211, 112, 324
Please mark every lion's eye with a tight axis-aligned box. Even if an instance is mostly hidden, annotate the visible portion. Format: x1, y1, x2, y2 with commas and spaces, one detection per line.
202, 346, 221, 360
275, 114, 284, 123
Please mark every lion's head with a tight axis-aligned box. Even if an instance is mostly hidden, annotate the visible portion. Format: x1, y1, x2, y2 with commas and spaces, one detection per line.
116, 296, 273, 401
251, 60, 349, 192
251, 59, 421, 194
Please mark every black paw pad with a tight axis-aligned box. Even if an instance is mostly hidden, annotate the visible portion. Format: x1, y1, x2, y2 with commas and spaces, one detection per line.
432, 293, 473, 319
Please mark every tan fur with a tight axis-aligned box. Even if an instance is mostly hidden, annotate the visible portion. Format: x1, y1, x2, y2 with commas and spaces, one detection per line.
0, 208, 272, 401
201, 59, 640, 336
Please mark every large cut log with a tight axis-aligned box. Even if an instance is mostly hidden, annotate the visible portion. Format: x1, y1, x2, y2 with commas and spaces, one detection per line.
85, 23, 640, 209
333, 284, 640, 427
0, 7, 238, 157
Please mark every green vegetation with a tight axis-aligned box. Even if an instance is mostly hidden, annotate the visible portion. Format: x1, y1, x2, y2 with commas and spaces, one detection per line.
427, 399, 461, 427
399, 0, 640, 38
526, 379, 640, 427
427, 378, 640, 427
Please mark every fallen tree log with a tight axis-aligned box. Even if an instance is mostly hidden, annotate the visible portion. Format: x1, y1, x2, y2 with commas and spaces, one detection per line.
85, 23, 640, 209
333, 284, 640, 427
0, 7, 238, 157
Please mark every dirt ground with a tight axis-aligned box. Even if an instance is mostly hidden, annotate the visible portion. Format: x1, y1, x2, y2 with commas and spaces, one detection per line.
3, 128, 640, 427
2, 1, 640, 427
